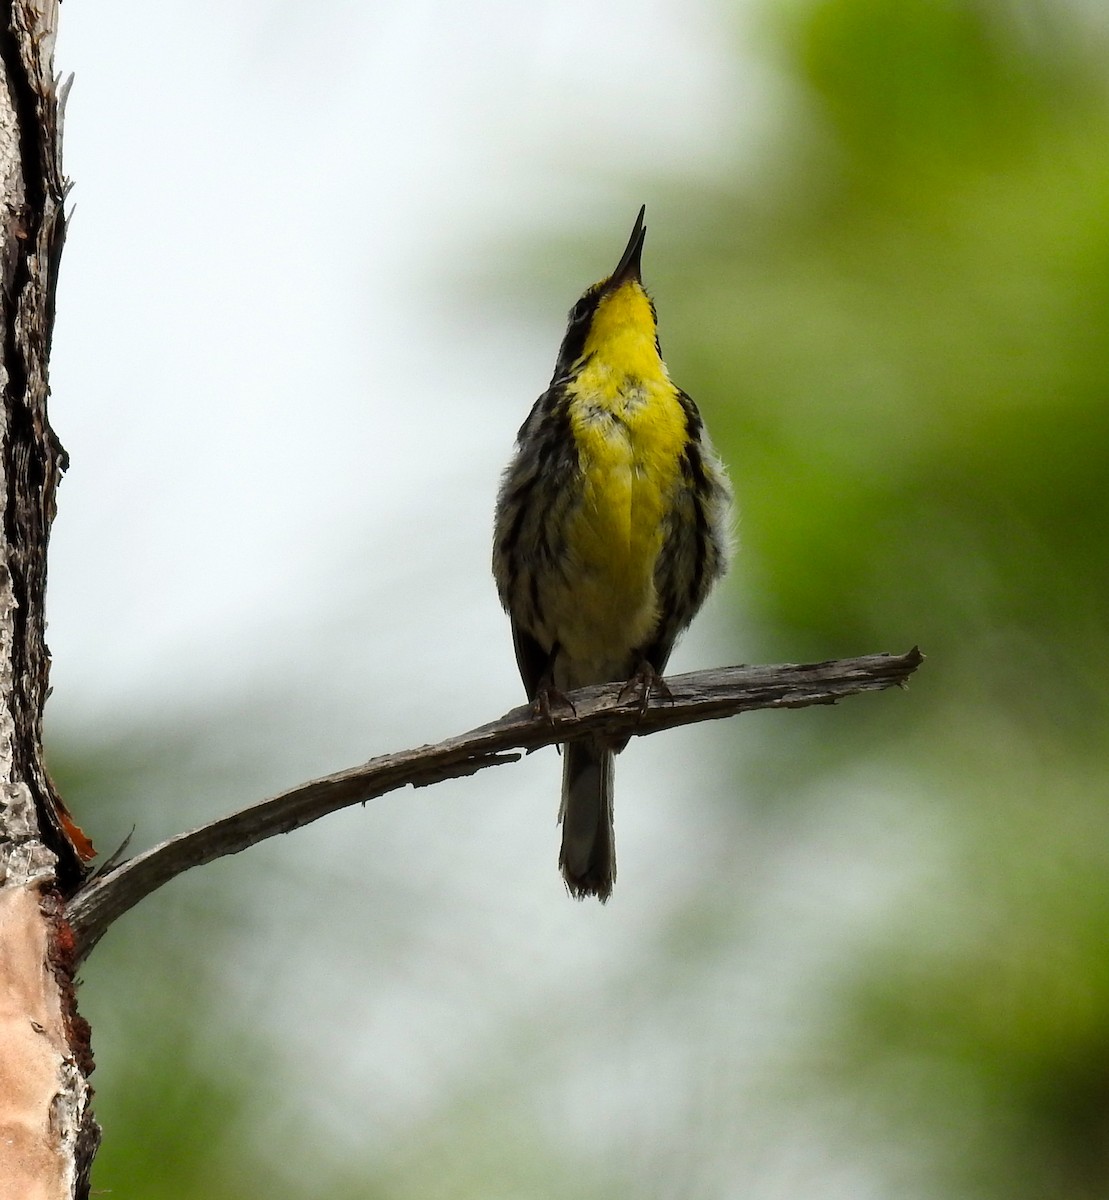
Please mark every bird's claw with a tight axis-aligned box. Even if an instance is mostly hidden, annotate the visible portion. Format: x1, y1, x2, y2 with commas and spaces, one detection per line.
533, 685, 577, 724
618, 662, 673, 720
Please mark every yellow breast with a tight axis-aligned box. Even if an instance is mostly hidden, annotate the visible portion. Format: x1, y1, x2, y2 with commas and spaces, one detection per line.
567, 370, 686, 575
553, 293, 687, 682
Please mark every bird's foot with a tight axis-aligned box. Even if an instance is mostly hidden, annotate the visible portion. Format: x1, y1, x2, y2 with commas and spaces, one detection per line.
617, 661, 673, 720
527, 686, 577, 756
532, 684, 578, 724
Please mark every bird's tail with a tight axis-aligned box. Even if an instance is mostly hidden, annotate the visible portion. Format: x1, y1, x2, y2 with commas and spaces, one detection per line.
558, 739, 616, 901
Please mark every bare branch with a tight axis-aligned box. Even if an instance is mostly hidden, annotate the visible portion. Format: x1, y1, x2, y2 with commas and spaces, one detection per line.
67, 648, 923, 962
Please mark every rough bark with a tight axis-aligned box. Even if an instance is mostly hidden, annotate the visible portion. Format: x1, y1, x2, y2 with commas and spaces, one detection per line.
69, 648, 924, 963
0, 2, 97, 1196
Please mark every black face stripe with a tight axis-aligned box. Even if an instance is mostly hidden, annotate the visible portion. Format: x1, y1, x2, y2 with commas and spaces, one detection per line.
551, 285, 604, 382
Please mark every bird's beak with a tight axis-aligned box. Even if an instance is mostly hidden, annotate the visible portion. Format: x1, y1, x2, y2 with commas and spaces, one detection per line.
609, 205, 646, 288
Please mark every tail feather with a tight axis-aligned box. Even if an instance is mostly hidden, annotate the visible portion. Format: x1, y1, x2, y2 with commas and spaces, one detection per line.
558, 740, 615, 901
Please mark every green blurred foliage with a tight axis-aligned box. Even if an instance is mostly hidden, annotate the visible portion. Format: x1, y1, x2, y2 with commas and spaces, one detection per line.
673, 0, 1109, 694
650, 0, 1109, 1195
51, 736, 308, 1200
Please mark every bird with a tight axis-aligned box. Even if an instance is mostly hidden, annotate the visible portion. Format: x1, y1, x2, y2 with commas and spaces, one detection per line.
492, 206, 733, 901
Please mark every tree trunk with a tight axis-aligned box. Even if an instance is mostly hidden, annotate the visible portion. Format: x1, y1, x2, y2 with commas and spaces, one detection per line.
0, 2, 97, 1195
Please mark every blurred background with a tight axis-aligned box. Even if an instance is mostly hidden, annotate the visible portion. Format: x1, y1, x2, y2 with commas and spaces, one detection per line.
47, 0, 1109, 1196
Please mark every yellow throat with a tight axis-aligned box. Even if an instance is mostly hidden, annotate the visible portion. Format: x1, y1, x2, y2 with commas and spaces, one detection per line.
559, 277, 688, 678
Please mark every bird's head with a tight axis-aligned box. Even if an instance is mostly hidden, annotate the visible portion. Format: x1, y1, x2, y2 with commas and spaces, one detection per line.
552, 206, 662, 382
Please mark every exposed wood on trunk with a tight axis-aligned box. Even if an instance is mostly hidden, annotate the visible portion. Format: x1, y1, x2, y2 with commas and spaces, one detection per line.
0, 2, 97, 1195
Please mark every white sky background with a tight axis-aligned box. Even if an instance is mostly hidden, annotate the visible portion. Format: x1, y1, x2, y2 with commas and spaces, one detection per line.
46, 3, 919, 1196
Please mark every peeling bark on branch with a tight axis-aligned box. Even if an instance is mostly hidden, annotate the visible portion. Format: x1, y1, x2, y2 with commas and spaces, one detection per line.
69, 648, 923, 964
0, 2, 97, 1197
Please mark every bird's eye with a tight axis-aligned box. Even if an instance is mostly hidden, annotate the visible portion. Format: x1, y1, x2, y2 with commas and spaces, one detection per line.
568, 297, 592, 324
